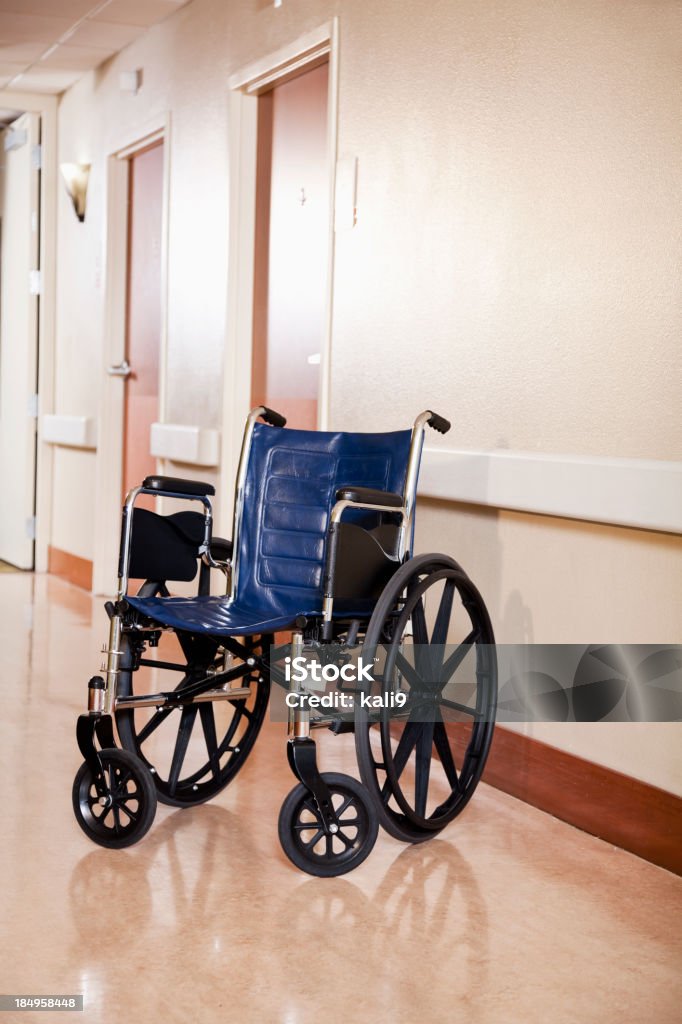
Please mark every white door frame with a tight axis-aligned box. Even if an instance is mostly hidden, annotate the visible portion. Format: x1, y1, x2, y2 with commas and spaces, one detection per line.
92, 115, 171, 595
218, 19, 339, 537
1, 90, 58, 573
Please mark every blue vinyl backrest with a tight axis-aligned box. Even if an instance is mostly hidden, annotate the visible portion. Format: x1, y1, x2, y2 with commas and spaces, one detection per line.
236, 424, 413, 619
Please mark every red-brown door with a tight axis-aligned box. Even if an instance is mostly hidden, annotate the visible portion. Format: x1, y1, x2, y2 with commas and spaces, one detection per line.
123, 141, 163, 498
252, 62, 329, 430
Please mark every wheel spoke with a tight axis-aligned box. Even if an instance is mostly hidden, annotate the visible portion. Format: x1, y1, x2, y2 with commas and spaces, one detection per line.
334, 794, 353, 817
112, 770, 130, 790
393, 650, 425, 690
415, 719, 435, 817
167, 705, 198, 796
120, 803, 139, 824
433, 714, 459, 790
136, 706, 174, 745
440, 629, 480, 687
113, 769, 133, 796
215, 704, 244, 758
111, 805, 122, 835
439, 696, 481, 719
199, 703, 221, 780
302, 829, 324, 850
411, 596, 429, 644
381, 719, 422, 800
431, 579, 455, 647
325, 834, 333, 857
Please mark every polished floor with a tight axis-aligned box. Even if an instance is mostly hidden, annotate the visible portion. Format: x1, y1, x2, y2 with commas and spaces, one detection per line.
0, 571, 680, 1023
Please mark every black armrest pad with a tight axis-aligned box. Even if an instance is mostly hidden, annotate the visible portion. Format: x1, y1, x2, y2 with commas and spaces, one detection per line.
142, 476, 215, 497
335, 486, 403, 508
210, 537, 233, 561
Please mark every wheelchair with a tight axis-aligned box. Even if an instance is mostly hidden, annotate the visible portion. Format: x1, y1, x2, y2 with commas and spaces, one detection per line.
72, 408, 497, 876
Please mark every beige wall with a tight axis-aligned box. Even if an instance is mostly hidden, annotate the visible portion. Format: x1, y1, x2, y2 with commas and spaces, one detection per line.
415, 500, 682, 794
51, 1, 681, 790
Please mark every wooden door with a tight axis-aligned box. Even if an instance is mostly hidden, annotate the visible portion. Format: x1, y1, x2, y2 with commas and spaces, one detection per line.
252, 62, 329, 430
122, 141, 163, 498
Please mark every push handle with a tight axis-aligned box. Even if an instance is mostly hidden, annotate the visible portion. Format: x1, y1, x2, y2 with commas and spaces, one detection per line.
260, 407, 287, 428
427, 411, 451, 434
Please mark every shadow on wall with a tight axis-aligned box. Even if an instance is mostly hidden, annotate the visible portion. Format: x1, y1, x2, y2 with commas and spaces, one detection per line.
414, 496, 536, 643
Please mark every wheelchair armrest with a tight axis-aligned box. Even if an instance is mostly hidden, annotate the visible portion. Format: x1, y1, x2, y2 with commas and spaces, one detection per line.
142, 475, 215, 497
335, 486, 403, 509
210, 536, 233, 562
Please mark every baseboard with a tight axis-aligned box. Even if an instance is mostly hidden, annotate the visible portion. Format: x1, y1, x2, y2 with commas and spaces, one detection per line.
445, 723, 682, 875
47, 546, 93, 591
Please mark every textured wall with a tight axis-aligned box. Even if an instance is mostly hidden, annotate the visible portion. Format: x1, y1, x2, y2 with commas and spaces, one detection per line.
52, 0, 681, 789
330, 0, 682, 459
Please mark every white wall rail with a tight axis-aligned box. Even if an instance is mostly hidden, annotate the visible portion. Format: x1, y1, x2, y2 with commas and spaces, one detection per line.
41, 414, 97, 449
419, 448, 682, 536
150, 423, 220, 467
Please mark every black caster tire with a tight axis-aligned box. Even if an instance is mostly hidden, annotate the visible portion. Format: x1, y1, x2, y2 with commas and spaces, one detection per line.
278, 772, 379, 877
72, 748, 157, 850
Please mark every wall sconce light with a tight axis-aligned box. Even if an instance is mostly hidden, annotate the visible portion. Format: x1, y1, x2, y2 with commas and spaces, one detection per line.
60, 162, 91, 222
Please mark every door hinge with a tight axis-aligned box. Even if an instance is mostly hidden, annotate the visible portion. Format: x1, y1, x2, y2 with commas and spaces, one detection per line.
4, 127, 27, 151
29, 270, 42, 295
27, 393, 39, 418
26, 516, 36, 541
31, 143, 42, 170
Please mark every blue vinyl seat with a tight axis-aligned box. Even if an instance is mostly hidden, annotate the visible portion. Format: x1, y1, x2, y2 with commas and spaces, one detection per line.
126, 423, 412, 635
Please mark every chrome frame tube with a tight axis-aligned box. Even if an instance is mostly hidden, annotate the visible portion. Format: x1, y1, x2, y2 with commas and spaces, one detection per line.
288, 631, 309, 738
103, 612, 122, 714
403, 410, 431, 559
229, 407, 268, 603
115, 686, 252, 710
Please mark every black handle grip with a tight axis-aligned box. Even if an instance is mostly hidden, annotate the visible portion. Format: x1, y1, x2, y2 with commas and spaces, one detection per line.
260, 407, 287, 428
427, 411, 451, 434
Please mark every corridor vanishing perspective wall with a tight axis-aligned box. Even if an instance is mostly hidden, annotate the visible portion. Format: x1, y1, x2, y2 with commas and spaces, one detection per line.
51, 0, 681, 791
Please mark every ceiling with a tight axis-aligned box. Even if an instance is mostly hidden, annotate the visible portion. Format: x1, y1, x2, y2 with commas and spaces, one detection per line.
0, 0, 193, 96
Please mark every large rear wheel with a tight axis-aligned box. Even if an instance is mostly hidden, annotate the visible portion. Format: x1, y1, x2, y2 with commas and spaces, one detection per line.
116, 634, 271, 807
355, 555, 497, 842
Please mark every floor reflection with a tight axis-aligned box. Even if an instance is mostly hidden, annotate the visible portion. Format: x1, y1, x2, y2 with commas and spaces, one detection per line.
1, 573, 680, 1024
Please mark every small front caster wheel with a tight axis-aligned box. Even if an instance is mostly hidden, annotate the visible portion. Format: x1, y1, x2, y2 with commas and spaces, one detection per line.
72, 748, 157, 849
278, 772, 378, 877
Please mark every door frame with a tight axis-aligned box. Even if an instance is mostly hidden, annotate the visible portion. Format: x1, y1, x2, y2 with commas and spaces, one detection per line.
1, 90, 58, 573
92, 115, 171, 594
219, 19, 339, 536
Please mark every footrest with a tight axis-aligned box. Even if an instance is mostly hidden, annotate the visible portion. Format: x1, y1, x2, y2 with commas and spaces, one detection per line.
328, 717, 355, 735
